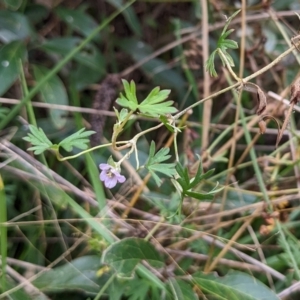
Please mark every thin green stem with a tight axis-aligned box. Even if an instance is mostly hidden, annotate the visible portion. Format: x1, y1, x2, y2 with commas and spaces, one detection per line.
174, 41, 298, 120
226, 72, 300, 281
93, 272, 117, 300
56, 141, 129, 161
112, 110, 135, 150
19, 60, 37, 127
117, 123, 164, 166
217, 49, 241, 82
0, 0, 136, 130
207, 115, 253, 154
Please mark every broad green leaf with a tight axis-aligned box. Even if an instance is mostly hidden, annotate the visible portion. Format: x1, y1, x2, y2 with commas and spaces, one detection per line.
33, 256, 105, 293
4, 0, 22, 10
194, 271, 280, 300
55, 7, 99, 42
119, 38, 186, 95
59, 128, 95, 152
3, 280, 32, 300
0, 41, 27, 96
23, 125, 53, 155
25, 4, 49, 24
168, 278, 197, 300
33, 65, 69, 129
0, 11, 32, 43
102, 237, 163, 278
106, 0, 142, 36
70, 63, 103, 91
41, 37, 105, 71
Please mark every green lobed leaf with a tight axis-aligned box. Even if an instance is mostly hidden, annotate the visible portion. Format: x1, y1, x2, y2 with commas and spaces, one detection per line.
189, 169, 215, 189
102, 237, 163, 278
185, 190, 214, 201
205, 50, 218, 77
139, 101, 177, 118
59, 128, 95, 152
141, 87, 170, 105
220, 39, 238, 50
146, 141, 176, 186
159, 115, 176, 133
220, 29, 235, 40
149, 170, 163, 186
23, 125, 53, 155
116, 80, 139, 111
149, 163, 177, 178
175, 163, 190, 187
220, 10, 241, 36
123, 79, 138, 104
148, 146, 171, 164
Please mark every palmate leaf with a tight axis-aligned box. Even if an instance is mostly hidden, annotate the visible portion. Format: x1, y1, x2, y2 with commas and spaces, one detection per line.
139, 86, 177, 117
116, 79, 177, 118
174, 162, 220, 203
205, 10, 240, 77
139, 101, 177, 117
146, 141, 177, 186
23, 125, 53, 155
205, 49, 218, 77
116, 79, 139, 111
59, 128, 95, 152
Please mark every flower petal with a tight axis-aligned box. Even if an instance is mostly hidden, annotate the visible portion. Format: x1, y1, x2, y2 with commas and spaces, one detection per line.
99, 163, 111, 171
105, 177, 118, 188
99, 170, 107, 181
116, 174, 126, 183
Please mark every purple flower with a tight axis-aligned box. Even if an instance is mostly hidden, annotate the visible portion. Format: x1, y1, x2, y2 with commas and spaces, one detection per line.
99, 163, 126, 189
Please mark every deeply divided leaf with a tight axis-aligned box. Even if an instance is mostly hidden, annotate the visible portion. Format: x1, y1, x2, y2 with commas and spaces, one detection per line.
146, 141, 176, 186
23, 125, 53, 155
59, 128, 95, 152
